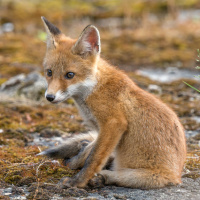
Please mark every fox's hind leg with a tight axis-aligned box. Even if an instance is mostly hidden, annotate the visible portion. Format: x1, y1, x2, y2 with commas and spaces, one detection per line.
99, 168, 181, 189
37, 131, 97, 160
67, 144, 115, 170
66, 140, 95, 169
38, 130, 115, 170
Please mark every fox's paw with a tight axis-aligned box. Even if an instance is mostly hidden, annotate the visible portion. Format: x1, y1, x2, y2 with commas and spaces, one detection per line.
57, 177, 74, 189
58, 177, 87, 189
64, 156, 82, 170
88, 174, 105, 188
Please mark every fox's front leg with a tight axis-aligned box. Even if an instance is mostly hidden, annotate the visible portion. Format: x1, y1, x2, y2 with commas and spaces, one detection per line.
60, 117, 127, 188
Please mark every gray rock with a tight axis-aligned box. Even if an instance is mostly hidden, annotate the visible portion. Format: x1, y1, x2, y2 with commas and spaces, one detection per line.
148, 84, 162, 95
2, 22, 14, 33
0, 72, 47, 100
0, 74, 26, 91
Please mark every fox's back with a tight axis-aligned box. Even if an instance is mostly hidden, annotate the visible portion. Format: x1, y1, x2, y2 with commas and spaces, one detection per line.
120, 87, 185, 172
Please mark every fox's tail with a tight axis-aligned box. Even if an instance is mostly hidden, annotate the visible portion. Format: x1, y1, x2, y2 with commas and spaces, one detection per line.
37, 131, 98, 159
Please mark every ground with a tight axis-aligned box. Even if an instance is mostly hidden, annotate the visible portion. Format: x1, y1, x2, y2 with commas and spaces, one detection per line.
0, 70, 199, 199
0, 1, 200, 199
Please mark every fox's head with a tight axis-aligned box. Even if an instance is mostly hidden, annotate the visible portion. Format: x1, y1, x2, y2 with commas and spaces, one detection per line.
41, 17, 100, 103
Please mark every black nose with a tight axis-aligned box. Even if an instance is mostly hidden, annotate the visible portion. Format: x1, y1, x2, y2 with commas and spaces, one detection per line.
46, 94, 55, 102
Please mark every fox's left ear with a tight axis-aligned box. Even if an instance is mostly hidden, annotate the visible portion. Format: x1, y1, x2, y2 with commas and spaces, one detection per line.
41, 16, 61, 49
72, 25, 101, 58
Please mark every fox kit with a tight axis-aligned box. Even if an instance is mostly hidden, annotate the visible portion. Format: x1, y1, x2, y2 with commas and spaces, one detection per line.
39, 17, 186, 189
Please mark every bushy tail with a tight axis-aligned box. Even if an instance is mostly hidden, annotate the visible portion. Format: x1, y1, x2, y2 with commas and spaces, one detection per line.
100, 168, 181, 189
37, 131, 97, 159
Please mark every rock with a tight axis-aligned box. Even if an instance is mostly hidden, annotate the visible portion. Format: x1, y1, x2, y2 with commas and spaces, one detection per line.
2, 23, 14, 33
166, 67, 179, 74
148, 84, 162, 95
0, 74, 25, 91
18, 72, 47, 100
0, 71, 47, 100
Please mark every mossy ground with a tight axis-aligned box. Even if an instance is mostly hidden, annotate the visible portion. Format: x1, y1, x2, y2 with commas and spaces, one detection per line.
0, 99, 82, 197
0, 76, 199, 193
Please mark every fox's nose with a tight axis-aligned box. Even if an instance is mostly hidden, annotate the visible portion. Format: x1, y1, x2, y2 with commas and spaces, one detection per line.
46, 94, 55, 102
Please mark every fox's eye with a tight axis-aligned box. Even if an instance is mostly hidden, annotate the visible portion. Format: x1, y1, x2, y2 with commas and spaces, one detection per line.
65, 72, 75, 79
47, 69, 52, 77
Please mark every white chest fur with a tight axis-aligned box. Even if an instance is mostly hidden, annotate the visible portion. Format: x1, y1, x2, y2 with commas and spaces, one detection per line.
71, 77, 99, 131
74, 97, 99, 131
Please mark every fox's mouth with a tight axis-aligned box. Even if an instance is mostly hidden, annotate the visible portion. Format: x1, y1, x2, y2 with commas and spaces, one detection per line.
45, 90, 69, 104
49, 95, 69, 104
50, 98, 67, 104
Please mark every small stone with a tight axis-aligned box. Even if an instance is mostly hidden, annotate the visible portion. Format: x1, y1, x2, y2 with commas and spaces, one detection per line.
148, 84, 162, 95
2, 23, 14, 33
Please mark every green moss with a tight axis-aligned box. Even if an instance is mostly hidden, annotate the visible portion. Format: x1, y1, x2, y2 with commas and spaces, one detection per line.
182, 172, 200, 180
4, 171, 23, 185
17, 176, 37, 186
185, 151, 200, 177
2, 129, 25, 140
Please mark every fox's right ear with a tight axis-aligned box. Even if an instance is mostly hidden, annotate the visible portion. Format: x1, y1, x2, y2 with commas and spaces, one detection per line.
72, 25, 101, 58
41, 16, 61, 49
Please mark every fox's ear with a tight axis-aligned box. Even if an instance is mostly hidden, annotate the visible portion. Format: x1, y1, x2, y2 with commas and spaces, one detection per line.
41, 16, 61, 49
72, 25, 101, 58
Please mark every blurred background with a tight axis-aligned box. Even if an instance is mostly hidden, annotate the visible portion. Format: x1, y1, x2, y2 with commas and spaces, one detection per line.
0, 1, 200, 198
1, 0, 200, 80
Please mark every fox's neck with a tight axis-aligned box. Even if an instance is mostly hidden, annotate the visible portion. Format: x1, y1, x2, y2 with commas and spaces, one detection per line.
72, 76, 99, 131
72, 58, 114, 131
72, 58, 123, 100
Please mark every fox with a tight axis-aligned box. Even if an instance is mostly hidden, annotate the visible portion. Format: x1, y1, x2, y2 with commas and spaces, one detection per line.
38, 16, 186, 189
